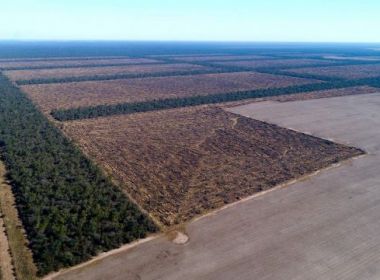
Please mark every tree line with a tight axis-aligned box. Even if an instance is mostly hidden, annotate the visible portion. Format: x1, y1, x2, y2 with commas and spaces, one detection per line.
16, 68, 236, 85
0, 61, 165, 71
0, 74, 157, 276
51, 77, 380, 122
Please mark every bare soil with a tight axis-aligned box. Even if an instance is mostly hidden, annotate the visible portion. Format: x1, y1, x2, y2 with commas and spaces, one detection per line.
221, 86, 379, 108
0, 214, 14, 280
62, 106, 362, 226
0, 162, 38, 280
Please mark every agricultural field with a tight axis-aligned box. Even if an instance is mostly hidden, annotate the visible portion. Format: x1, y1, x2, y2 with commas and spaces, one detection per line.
323, 55, 380, 61
221, 86, 379, 107
1, 42, 380, 278
272, 85, 379, 102
20, 71, 318, 114
62, 106, 362, 226
4, 63, 210, 81
213, 58, 339, 69
288, 63, 380, 79
167, 55, 268, 62
0, 57, 159, 70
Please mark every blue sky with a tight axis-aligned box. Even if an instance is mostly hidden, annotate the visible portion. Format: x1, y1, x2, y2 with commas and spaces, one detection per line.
1, 0, 380, 42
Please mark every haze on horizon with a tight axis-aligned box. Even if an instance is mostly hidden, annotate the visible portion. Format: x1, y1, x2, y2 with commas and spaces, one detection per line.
1, 0, 380, 43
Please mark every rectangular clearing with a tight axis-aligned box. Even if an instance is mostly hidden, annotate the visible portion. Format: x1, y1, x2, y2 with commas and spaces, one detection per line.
55, 93, 380, 280
168, 55, 268, 62
214, 58, 339, 69
62, 106, 362, 226
0, 58, 159, 69
4, 63, 210, 81
21, 71, 318, 114
288, 64, 380, 79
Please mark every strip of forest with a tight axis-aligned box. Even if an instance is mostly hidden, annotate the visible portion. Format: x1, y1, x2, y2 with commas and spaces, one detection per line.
51, 77, 380, 121
0, 74, 157, 276
15, 68, 236, 85
12, 57, 380, 85
0, 61, 164, 71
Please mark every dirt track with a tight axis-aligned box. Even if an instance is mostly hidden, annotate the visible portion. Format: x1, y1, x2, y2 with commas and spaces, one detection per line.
52, 93, 380, 280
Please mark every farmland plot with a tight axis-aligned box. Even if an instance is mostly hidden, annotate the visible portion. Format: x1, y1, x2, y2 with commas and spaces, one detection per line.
21, 72, 318, 114
4, 63, 211, 81
168, 55, 268, 62
0, 58, 159, 70
214, 58, 339, 69
289, 64, 380, 79
63, 106, 362, 226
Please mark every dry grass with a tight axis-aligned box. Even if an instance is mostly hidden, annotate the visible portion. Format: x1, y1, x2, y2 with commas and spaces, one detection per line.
0, 212, 14, 280
290, 64, 380, 79
0, 162, 38, 280
62, 106, 362, 226
0, 58, 159, 69
214, 59, 338, 69
21, 72, 317, 114
4, 63, 210, 81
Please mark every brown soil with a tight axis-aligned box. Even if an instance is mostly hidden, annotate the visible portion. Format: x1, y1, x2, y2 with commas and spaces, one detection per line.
0, 58, 159, 69
0, 214, 14, 280
290, 64, 380, 79
221, 86, 379, 108
213, 59, 338, 68
5, 63, 210, 81
62, 106, 362, 226
169, 55, 268, 62
0, 162, 38, 280
21, 72, 317, 114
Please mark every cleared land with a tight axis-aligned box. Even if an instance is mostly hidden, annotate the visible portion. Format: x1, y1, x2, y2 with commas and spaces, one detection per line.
0, 162, 38, 280
4, 63, 210, 81
0, 58, 158, 69
21, 72, 318, 114
290, 64, 380, 79
168, 55, 268, 62
54, 93, 380, 280
273, 85, 379, 102
324, 55, 380, 61
62, 106, 362, 226
0, 209, 14, 280
221, 86, 379, 107
213, 58, 339, 69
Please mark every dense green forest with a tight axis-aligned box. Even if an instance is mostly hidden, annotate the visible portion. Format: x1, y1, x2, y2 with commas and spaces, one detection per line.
51, 77, 380, 121
0, 74, 157, 275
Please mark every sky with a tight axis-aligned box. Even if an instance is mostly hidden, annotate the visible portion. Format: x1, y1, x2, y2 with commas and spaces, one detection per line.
1, 0, 380, 42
